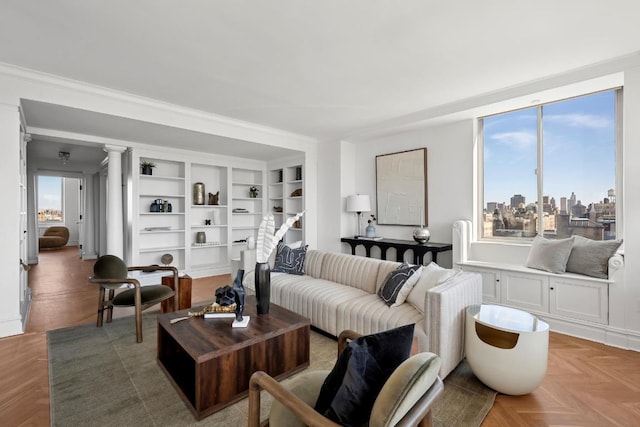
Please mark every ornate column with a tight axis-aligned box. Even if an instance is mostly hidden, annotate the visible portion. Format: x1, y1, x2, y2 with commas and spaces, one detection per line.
104, 145, 126, 258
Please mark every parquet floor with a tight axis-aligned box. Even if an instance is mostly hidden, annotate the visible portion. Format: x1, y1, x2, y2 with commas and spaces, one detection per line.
1, 247, 639, 426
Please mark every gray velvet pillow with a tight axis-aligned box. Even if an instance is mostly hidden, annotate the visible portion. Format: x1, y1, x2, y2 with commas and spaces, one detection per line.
525, 235, 574, 274
566, 236, 622, 278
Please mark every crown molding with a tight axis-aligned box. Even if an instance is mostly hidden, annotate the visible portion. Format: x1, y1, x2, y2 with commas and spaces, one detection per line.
0, 62, 317, 147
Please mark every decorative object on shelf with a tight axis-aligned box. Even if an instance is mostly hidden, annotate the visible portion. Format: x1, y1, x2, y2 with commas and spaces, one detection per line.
161, 253, 173, 266
293, 218, 302, 229
376, 148, 427, 226
254, 211, 306, 314
212, 209, 221, 224
249, 186, 259, 198
193, 182, 205, 205
295, 166, 302, 181
233, 208, 249, 213
278, 170, 283, 182
204, 219, 211, 226
196, 231, 206, 244
208, 191, 219, 205
273, 206, 283, 212
366, 214, 377, 238
346, 194, 371, 237
150, 199, 160, 212
232, 269, 245, 322
413, 208, 430, 243
246, 236, 256, 249
140, 160, 155, 175
291, 188, 302, 197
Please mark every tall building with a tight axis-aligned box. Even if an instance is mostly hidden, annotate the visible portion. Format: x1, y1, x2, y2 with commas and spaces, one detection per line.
510, 194, 525, 209
568, 192, 577, 217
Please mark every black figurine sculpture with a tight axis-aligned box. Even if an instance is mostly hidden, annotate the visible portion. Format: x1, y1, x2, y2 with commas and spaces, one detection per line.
232, 269, 245, 321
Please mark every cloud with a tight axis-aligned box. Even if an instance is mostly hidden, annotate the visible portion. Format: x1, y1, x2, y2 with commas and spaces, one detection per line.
544, 113, 611, 129
489, 130, 536, 151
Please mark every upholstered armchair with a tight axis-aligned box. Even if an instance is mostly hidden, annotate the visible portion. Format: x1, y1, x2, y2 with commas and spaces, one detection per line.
249, 330, 444, 427
39, 226, 70, 249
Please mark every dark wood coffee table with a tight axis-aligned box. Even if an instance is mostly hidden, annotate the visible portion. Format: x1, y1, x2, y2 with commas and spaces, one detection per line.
157, 296, 310, 420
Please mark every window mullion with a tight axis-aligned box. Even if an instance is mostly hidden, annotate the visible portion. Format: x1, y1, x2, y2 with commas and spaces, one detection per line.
537, 105, 544, 237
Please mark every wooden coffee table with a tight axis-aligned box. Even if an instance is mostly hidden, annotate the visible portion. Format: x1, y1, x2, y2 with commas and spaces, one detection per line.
157, 296, 310, 420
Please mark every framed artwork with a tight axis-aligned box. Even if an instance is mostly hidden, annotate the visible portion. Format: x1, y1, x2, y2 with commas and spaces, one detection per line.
375, 148, 427, 226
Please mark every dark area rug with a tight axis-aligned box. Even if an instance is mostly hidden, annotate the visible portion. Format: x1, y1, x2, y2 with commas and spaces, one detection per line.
48, 311, 495, 426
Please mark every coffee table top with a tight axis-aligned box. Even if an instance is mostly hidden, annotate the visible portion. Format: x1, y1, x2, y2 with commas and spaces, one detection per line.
158, 295, 310, 362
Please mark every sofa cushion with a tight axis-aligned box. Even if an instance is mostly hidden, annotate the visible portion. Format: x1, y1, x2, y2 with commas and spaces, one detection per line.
407, 262, 458, 314
277, 277, 371, 336
565, 236, 622, 279
377, 263, 423, 307
315, 324, 415, 426
336, 294, 423, 337
272, 242, 308, 275
318, 252, 382, 294
525, 235, 574, 274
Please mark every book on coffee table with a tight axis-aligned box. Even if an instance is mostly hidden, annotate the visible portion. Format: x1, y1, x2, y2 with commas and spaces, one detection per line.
203, 312, 236, 319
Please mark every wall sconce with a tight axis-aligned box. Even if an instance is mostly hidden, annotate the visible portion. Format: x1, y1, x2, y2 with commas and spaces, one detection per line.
58, 151, 70, 165
346, 194, 371, 237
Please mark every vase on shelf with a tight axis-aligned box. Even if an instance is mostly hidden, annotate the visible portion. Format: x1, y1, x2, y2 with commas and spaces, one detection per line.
193, 182, 205, 205
255, 262, 271, 314
196, 231, 206, 244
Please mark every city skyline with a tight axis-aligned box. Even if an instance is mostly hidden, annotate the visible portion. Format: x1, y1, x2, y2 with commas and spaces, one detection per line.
483, 90, 616, 208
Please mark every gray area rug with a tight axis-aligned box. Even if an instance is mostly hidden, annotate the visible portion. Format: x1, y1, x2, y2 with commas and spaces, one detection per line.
48, 311, 495, 426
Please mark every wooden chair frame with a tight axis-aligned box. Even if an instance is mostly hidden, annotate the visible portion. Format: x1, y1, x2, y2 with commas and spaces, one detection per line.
89, 265, 178, 343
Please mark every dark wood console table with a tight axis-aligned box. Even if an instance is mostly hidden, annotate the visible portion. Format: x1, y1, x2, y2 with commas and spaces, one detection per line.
341, 237, 453, 265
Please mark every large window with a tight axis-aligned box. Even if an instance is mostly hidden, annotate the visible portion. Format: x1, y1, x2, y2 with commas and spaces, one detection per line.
480, 89, 619, 241
38, 176, 64, 223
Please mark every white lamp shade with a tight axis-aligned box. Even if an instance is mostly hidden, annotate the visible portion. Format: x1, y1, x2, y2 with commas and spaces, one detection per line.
346, 194, 371, 213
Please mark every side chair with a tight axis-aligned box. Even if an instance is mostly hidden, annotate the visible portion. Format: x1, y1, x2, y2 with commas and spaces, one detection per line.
249, 330, 444, 427
89, 254, 177, 343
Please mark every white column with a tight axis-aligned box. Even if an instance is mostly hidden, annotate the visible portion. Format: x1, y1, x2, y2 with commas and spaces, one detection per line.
104, 145, 126, 258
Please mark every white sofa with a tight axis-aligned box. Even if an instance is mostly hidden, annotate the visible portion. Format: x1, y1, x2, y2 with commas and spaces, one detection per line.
243, 249, 482, 378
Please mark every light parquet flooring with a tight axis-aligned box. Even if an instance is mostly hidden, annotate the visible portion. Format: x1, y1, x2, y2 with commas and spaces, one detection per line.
1, 246, 639, 426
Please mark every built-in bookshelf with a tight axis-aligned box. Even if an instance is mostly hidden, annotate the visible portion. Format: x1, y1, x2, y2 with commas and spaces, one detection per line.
132, 153, 268, 277
268, 161, 304, 244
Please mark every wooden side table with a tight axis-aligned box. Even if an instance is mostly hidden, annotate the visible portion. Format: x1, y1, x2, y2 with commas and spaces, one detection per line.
161, 274, 192, 312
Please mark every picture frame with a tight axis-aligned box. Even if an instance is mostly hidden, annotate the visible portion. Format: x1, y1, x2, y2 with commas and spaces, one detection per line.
375, 148, 427, 226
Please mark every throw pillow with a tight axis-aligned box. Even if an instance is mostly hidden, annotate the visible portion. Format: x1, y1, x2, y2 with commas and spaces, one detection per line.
314, 324, 415, 427
525, 235, 574, 274
377, 263, 423, 307
565, 235, 623, 278
391, 265, 423, 308
407, 262, 458, 314
272, 242, 308, 274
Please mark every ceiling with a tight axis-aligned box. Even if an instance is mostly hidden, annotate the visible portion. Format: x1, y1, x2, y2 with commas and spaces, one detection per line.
2, 1, 640, 151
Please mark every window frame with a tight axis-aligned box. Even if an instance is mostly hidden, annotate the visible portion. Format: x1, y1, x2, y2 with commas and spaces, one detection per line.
476, 88, 623, 243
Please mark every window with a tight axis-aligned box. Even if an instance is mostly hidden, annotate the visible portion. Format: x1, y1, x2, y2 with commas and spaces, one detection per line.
38, 176, 64, 223
480, 89, 619, 241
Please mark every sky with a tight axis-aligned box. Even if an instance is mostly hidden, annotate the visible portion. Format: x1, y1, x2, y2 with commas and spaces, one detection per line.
483, 90, 616, 208
38, 175, 62, 210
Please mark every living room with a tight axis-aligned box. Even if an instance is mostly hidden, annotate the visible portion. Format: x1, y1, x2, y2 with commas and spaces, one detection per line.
1, 2, 640, 425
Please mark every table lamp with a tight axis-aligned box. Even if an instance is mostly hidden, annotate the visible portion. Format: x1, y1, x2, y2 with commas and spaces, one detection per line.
346, 194, 371, 237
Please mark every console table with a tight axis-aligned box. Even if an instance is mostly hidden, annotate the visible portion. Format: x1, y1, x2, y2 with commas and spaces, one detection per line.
340, 237, 453, 265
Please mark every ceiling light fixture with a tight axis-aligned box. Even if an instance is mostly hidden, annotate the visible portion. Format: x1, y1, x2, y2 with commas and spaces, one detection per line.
58, 151, 70, 165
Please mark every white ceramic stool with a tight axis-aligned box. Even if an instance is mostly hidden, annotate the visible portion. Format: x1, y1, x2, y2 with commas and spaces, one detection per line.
465, 304, 549, 395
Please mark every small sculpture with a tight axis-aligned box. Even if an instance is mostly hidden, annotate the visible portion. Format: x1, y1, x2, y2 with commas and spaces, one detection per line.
208, 191, 219, 205
246, 236, 256, 250
232, 269, 245, 321
204, 219, 211, 226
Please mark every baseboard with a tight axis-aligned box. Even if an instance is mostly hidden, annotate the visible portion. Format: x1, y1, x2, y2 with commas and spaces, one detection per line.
539, 314, 640, 352
0, 317, 24, 338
